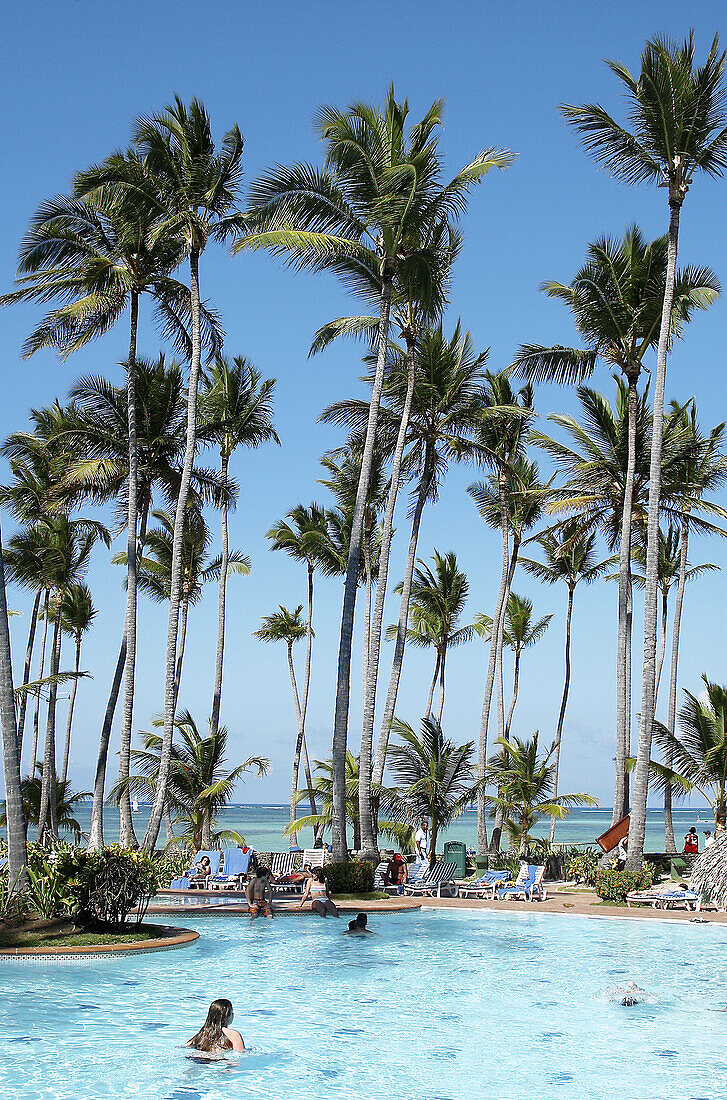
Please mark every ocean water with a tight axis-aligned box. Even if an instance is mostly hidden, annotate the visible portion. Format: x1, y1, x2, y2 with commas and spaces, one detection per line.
1, 908, 725, 1099
68, 804, 713, 854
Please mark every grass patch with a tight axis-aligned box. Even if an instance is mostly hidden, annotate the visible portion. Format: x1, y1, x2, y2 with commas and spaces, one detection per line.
0, 920, 173, 949
335, 892, 389, 901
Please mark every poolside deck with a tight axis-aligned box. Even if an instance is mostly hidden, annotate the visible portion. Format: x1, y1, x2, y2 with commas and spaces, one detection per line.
423, 888, 727, 923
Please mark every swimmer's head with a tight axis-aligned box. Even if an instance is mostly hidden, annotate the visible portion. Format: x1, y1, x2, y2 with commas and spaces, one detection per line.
355, 913, 368, 928
348, 919, 356, 931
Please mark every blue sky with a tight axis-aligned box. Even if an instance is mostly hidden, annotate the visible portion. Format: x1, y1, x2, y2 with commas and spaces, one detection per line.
2, 1, 727, 809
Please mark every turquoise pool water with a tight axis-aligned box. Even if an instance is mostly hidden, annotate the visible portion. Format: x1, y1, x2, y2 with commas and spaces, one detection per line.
1, 909, 725, 1099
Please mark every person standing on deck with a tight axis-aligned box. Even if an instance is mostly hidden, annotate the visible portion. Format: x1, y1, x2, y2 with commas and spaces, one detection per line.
414, 820, 429, 863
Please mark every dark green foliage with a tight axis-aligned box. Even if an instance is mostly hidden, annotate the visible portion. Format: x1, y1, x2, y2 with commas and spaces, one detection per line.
324, 860, 374, 894
54, 846, 159, 926
565, 848, 600, 885
595, 864, 654, 901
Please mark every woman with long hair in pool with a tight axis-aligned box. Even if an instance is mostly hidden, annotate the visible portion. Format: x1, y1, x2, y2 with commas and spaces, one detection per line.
186, 998, 245, 1053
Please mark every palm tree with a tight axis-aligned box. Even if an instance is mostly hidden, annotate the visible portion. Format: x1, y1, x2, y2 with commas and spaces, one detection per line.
240, 87, 513, 860
58, 583, 96, 784
113, 711, 267, 851
383, 716, 481, 869
650, 676, 727, 828
198, 356, 278, 741
59, 355, 226, 850
512, 227, 719, 826
484, 733, 598, 853
0, 763, 89, 845
324, 323, 489, 851
285, 751, 363, 850
253, 605, 317, 840
520, 521, 608, 841
501, 594, 552, 738
0, 516, 27, 886
82, 99, 244, 851
562, 31, 727, 868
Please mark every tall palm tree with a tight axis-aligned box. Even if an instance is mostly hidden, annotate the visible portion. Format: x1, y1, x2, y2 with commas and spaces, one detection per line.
198, 356, 278, 740
0, 763, 89, 845
384, 716, 481, 869
58, 582, 96, 784
501, 594, 552, 738
0, 516, 27, 886
520, 521, 608, 841
485, 733, 598, 853
324, 323, 489, 852
562, 31, 727, 868
83, 98, 245, 851
60, 355, 226, 850
253, 605, 321, 842
240, 87, 513, 860
114, 711, 267, 850
512, 227, 719, 825
285, 751, 363, 850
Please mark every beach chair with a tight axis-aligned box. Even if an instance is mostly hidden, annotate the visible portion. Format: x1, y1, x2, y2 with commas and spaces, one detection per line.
374, 861, 388, 890
497, 864, 547, 902
302, 848, 330, 868
171, 850, 221, 890
209, 847, 253, 890
403, 860, 458, 898
383, 860, 429, 896
268, 851, 305, 895
457, 869, 512, 899
626, 886, 700, 911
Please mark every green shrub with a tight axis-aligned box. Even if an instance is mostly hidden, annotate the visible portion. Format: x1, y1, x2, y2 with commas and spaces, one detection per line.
595, 864, 653, 901
325, 860, 374, 894
566, 849, 599, 886
55, 846, 159, 927
25, 860, 75, 918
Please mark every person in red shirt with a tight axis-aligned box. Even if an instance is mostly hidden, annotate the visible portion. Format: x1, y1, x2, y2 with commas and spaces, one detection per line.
684, 827, 699, 855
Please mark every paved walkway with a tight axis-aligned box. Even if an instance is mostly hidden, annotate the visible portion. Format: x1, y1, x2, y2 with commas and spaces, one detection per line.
422, 888, 727, 923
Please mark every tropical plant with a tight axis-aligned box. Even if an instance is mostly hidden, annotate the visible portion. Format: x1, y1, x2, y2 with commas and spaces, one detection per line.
521, 521, 608, 840
112, 711, 267, 851
285, 751, 362, 850
239, 85, 513, 860
58, 583, 96, 783
512, 226, 719, 827
562, 30, 727, 868
501, 593, 552, 738
0, 763, 90, 844
383, 716, 481, 868
198, 356, 278, 740
484, 733, 598, 853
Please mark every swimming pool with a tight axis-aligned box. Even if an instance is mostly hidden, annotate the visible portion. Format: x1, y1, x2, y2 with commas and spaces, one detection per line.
1, 909, 725, 1099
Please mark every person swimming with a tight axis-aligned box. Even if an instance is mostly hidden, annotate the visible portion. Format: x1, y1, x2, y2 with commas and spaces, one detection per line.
185, 998, 245, 1054
605, 981, 646, 1006
344, 912, 373, 936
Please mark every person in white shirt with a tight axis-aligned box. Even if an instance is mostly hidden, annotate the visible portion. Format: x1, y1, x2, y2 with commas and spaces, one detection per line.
414, 820, 429, 863
616, 835, 628, 870
704, 830, 715, 849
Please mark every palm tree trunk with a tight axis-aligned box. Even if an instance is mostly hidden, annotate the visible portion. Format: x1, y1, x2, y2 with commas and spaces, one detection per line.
38, 607, 61, 841
16, 588, 41, 760
301, 734, 320, 842
0, 518, 27, 886
287, 566, 317, 845
362, 535, 372, 699
372, 450, 434, 793
549, 585, 574, 844
30, 589, 50, 773
624, 572, 632, 818
88, 634, 126, 851
664, 512, 688, 853
359, 335, 417, 858
144, 247, 204, 851
505, 650, 521, 739
477, 475, 510, 855
654, 588, 668, 707
209, 450, 229, 740
60, 632, 82, 784
629, 201, 681, 871
117, 292, 140, 850
172, 598, 189, 717
489, 534, 520, 855
425, 654, 440, 720
613, 375, 638, 826
436, 644, 447, 725
331, 270, 394, 862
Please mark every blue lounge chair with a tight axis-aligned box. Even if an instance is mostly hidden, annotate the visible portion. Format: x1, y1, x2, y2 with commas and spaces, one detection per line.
171, 850, 222, 890
210, 847, 253, 889
458, 869, 512, 899
497, 864, 546, 902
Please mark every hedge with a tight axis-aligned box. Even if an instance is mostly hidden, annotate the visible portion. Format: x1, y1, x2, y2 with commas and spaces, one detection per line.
324, 860, 374, 894
595, 864, 653, 901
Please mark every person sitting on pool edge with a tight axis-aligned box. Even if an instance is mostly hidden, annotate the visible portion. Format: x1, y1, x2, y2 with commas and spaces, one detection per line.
299, 867, 339, 917
246, 865, 273, 919
344, 912, 373, 936
186, 998, 245, 1053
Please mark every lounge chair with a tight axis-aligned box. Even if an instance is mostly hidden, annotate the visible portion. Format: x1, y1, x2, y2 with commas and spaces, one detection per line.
626, 887, 700, 911
302, 848, 330, 868
209, 847, 253, 890
170, 850, 222, 890
497, 864, 547, 902
403, 860, 458, 898
270, 851, 302, 877
383, 860, 429, 896
458, 869, 512, 899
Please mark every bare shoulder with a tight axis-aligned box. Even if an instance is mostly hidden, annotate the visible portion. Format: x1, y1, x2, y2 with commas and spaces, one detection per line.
222, 1026, 245, 1052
